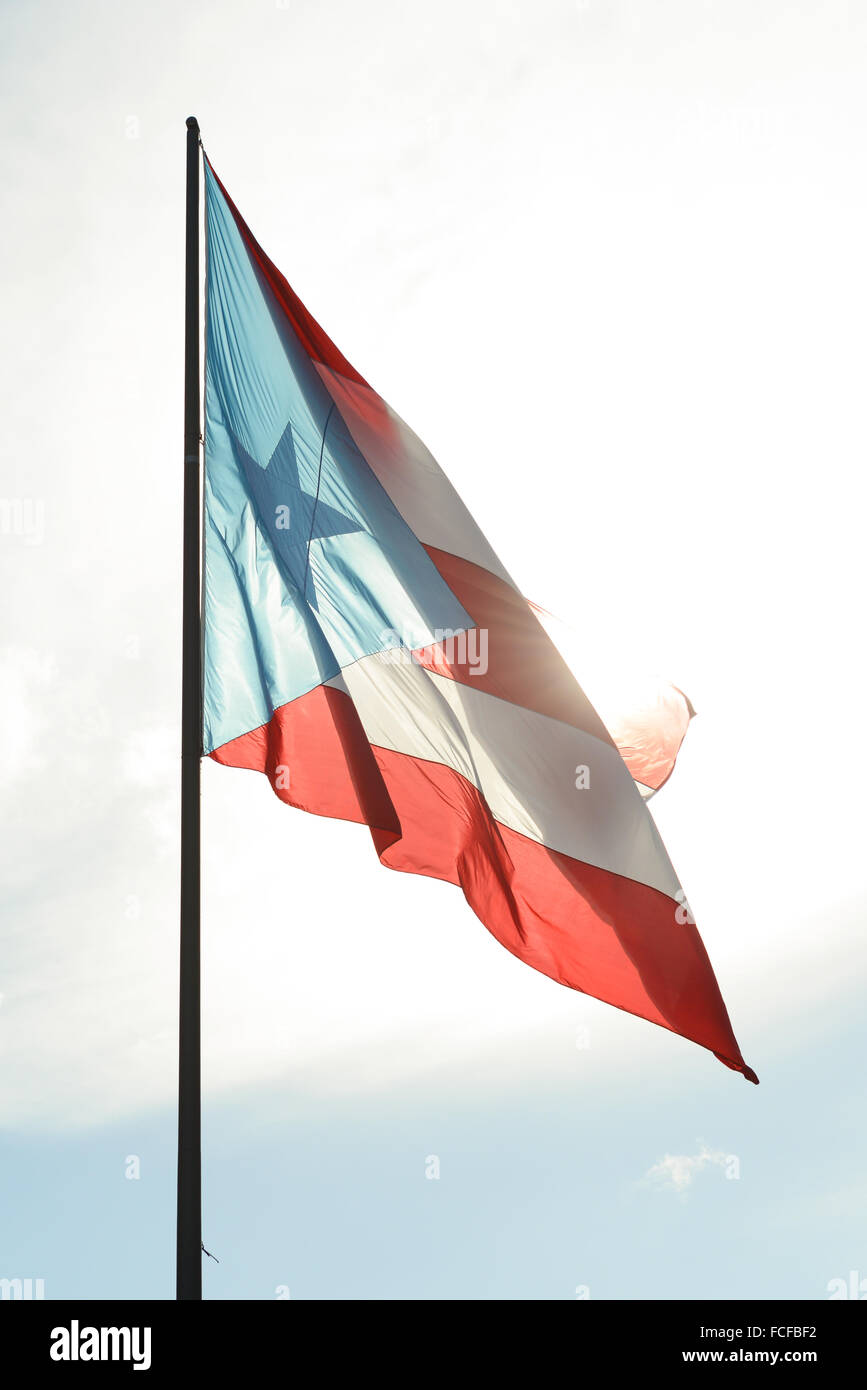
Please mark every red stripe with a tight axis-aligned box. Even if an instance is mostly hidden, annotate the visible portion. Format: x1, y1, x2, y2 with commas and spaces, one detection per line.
210, 686, 757, 1083
206, 158, 368, 387
210, 683, 399, 836
415, 545, 616, 744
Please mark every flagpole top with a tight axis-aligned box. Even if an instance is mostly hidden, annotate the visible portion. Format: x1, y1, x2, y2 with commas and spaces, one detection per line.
186, 116, 199, 133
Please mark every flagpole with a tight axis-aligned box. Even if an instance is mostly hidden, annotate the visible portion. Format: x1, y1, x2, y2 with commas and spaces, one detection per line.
177, 113, 202, 1302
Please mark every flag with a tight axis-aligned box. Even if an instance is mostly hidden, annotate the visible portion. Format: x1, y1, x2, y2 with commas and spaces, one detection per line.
527, 601, 697, 800
201, 157, 757, 1084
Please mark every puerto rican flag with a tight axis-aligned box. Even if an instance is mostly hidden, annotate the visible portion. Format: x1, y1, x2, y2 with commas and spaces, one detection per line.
202, 157, 757, 1085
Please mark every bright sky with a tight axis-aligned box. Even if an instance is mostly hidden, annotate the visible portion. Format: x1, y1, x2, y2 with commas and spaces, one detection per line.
1, 0, 865, 1299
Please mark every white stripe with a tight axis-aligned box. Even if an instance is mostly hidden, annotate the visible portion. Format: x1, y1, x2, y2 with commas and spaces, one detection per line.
327, 653, 682, 899
315, 363, 517, 586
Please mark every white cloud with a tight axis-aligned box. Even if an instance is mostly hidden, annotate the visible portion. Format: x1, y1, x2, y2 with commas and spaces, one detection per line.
645, 1143, 729, 1192
0, 646, 56, 783
121, 724, 177, 790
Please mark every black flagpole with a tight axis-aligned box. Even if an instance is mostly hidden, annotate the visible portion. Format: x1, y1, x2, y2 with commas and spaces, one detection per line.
177, 113, 202, 1302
